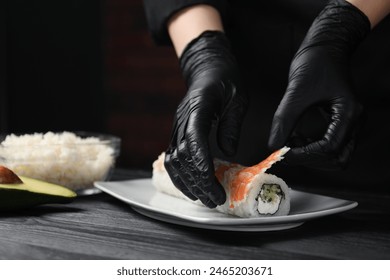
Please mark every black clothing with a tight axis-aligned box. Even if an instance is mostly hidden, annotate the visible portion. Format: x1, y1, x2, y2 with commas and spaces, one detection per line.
143, 0, 390, 190
143, 0, 228, 45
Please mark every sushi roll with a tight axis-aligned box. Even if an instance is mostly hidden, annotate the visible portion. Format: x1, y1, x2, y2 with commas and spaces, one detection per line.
152, 147, 291, 218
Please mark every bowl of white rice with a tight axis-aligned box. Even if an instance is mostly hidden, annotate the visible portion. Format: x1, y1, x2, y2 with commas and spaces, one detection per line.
0, 131, 121, 195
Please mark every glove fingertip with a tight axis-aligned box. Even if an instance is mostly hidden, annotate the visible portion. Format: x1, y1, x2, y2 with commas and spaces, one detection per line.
218, 137, 238, 156
267, 135, 284, 152
268, 120, 289, 151
212, 178, 227, 206
283, 147, 304, 164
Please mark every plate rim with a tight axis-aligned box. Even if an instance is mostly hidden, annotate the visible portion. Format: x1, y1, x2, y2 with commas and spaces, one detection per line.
94, 178, 358, 227
132, 206, 305, 232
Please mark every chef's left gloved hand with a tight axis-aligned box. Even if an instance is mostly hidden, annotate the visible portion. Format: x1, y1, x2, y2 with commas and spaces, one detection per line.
268, 0, 370, 170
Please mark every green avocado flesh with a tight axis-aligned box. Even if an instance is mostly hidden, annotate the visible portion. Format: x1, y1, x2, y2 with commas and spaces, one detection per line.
0, 176, 77, 211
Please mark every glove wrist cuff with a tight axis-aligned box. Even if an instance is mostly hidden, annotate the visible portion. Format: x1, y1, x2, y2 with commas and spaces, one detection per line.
179, 30, 235, 85
303, 0, 371, 54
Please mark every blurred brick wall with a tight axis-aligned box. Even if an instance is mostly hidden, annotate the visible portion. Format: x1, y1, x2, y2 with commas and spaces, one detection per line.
103, 0, 184, 169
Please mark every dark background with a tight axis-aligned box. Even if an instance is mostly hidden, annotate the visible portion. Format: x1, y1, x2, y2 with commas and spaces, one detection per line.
3, 0, 183, 169
3, 0, 390, 182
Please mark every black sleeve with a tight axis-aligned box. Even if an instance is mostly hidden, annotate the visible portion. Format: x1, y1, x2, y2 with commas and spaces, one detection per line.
143, 0, 228, 45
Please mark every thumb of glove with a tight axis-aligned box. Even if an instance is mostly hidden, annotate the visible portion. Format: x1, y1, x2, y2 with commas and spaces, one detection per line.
217, 88, 247, 156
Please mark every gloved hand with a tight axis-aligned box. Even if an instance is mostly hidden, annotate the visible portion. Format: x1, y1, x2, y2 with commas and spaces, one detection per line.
268, 0, 370, 170
164, 31, 248, 208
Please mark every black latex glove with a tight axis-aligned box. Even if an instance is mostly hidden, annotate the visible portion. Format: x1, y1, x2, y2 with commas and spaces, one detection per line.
268, 0, 370, 170
164, 31, 248, 208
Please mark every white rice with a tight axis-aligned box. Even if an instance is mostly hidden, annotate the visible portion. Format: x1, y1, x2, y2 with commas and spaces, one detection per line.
0, 131, 116, 190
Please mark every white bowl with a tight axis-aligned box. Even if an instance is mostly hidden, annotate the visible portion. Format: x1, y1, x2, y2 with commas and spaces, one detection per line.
0, 131, 121, 195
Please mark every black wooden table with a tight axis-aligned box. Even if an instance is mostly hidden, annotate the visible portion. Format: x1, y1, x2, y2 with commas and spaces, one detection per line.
1, 169, 389, 260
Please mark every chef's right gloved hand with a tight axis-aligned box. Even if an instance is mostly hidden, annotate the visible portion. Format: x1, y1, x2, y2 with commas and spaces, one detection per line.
164, 31, 248, 208
268, 0, 370, 170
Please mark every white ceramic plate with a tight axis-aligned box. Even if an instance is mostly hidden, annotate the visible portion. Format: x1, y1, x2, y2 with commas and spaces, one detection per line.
94, 178, 357, 232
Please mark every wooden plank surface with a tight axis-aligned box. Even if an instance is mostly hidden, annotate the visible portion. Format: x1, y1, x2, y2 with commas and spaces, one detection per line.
0, 169, 389, 260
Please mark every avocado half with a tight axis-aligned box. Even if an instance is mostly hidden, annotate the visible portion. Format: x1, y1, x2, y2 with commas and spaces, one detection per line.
0, 176, 77, 211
